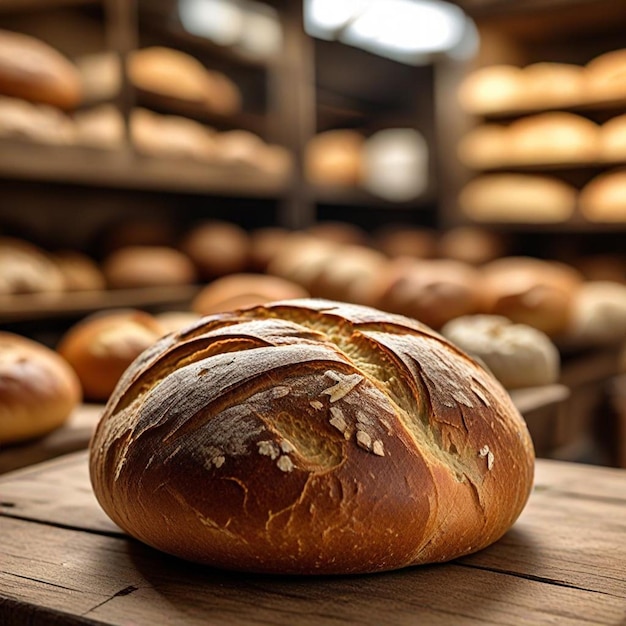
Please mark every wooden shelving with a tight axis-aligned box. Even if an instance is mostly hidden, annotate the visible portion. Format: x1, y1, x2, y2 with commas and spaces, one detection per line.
0, 285, 200, 324
0, 140, 289, 197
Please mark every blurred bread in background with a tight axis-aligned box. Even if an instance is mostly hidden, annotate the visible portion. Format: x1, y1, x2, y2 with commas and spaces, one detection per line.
372, 225, 438, 259
579, 169, 626, 222
181, 220, 250, 279
102, 246, 197, 289
459, 174, 576, 223
0, 237, 65, 295
73, 104, 124, 151
305, 129, 364, 186
508, 112, 599, 165
585, 48, 626, 102
599, 114, 626, 162
0, 28, 82, 110
442, 315, 560, 389
457, 124, 508, 169
192, 273, 308, 315
306, 220, 369, 247
57, 309, 165, 401
481, 256, 584, 337
51, 250, 106, 291
457, 64, 523, 115
438, 226, 507, 266
520, 62, 586, 109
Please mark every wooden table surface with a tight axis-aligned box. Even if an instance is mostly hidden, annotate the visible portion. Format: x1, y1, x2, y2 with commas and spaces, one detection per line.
0, 452, 625, 626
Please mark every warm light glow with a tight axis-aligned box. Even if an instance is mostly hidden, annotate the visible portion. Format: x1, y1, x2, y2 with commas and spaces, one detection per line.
179, 0, 243, 45
239, 8, 283, 58
304, 0, 368, 39
346, 0, 465, 53
305, 0, 472, 63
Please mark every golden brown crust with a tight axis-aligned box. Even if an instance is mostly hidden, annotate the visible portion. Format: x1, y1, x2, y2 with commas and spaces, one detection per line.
0, 29, 82, 109
192, 274, 309, 315
0, 332, 81, 444
57, 310, 166, 402
90, 299, 534, 575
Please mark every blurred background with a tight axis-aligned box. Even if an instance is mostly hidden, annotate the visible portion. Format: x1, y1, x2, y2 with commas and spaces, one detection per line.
1, 0, 626, 470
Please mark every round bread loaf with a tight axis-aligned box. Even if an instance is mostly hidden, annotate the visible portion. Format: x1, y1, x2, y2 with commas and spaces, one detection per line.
248, 227, 291, 271
438, 227, 507, 266
89, 299, 534, 574
579, 169, 626, 222
102, 246, 197, 289
373, 225, 438, 260
0, 332, 81, 445
457, 124, 509, 169
457, 64, 523, 115
521, 62, 586, 109
0, 29, 82, 109
57, 310, 166, 402
51, 250, 106, 291
305, 129, 364, 186
306, 221, 369, 247
585, 48, 626, 102
459, 174, 576, 223
567, 281, 626, 345
181, 220, 250, 279
599, 114, 626, 162
508, 112, 599, 165
373, 259, 483, 330
481, 257, 583, 337
308, 245, 388, 305
442, 315, 560, 389
128, 47, 241, 115
0, 237, 65, 295
192, 274, 309, 315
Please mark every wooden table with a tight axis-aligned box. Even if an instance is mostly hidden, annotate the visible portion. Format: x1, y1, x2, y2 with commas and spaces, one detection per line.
0, 452, 625, 625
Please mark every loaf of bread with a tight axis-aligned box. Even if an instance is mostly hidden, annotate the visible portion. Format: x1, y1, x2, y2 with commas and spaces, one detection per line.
579, 169, 626, 222
181, 220, 250, 279
248, 227, 291, 272
457, 65, 524, 115
306, 221, 369, 247
442, 315, 560, 389
521, 62, 586, 109
73, 104, 124, 151
372, 258, 483, 330
308, 245, 388, 305
0, 237, 65, 295
305, 130, 364, 186
459, 174, 576, 223
0, 332, 81, 445
0, 29, 82, 109
585, 48, 626, 102
457, 124, 509, 169
0, 96, 75, 145
567, 281, 626, 345
89, 299, 534, 574
438, 227, 507, 266
481, 257, 584, 337
599, 114, 626, 162
51, 250, 106, 292
508, 112, 599, 165
102, 246, 197, 289
373, 225, 438, 259
57, 310, 166, 402
192, 274, 309, 315
129, 47, 241, 116
131, 109, 217, 161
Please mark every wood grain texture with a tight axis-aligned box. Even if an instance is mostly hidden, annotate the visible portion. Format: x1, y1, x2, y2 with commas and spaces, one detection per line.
0, 452, 625, 625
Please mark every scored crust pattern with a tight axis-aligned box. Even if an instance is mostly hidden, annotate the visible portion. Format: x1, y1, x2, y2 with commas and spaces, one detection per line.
90, 299, 534, 574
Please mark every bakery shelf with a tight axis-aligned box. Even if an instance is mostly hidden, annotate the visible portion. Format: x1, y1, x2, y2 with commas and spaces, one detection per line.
135, 89, 268, 136
0, 140, 289, 197
0, 285, 200, 324
474, 160, 626, 174
0, 0, 98, 12
313, 184, 436, 210
456, 218, 626, 233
